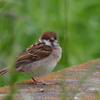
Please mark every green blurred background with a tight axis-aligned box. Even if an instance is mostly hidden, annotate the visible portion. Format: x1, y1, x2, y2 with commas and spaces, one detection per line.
0, 0, 100, 87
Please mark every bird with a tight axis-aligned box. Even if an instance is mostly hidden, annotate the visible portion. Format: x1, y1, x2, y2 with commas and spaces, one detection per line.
0, 31, 62, 85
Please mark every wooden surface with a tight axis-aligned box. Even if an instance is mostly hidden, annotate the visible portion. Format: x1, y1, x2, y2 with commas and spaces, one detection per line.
0, 59, 100, 100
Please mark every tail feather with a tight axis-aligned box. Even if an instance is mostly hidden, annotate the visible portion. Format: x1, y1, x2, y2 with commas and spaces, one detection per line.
0, 67, 9, 76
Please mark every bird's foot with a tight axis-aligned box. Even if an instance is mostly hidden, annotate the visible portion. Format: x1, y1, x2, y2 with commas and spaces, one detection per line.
30, 77, 54, 85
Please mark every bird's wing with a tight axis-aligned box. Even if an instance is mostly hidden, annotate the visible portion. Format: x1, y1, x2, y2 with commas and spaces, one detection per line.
16, 42, 52, 68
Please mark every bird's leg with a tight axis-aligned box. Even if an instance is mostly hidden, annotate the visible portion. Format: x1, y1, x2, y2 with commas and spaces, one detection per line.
30, 77, 42, 84
30, 77, 54, 85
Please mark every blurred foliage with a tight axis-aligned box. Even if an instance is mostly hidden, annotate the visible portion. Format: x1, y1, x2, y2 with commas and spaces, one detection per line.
0, 0, 100, 87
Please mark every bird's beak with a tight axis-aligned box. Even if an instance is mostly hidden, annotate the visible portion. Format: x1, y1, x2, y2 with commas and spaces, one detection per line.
50, 37, 55, 42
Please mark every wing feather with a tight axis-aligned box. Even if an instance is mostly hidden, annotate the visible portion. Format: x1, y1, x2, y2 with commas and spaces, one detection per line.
16, 42, 52, 68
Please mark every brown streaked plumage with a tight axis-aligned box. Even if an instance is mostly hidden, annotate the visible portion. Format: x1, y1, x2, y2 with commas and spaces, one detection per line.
0, 31, 62, 85
0, 67, 9, 76
16, 43, 52, 70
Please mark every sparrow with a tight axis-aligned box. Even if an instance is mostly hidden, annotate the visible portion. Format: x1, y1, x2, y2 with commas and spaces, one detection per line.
0, 31, 62, 85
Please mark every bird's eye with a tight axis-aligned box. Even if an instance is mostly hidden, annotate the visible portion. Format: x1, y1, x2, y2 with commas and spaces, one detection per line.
54, 37, 56, 40
45, 38, 49, 40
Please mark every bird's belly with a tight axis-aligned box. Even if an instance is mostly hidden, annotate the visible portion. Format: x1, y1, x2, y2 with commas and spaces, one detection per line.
25, 62, 56, 77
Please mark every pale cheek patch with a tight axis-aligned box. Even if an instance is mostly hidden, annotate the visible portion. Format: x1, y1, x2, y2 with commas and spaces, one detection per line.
43, 40, 51, 46
54, 41, 59, 46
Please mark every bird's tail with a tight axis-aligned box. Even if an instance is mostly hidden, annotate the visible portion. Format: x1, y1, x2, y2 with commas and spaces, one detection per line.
0, 67, 9, 76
